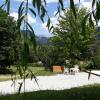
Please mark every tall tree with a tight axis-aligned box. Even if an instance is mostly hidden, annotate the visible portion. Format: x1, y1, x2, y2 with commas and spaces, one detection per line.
0, 8, 17, 68
37, 45, 65, 68
51, 7, 97, 65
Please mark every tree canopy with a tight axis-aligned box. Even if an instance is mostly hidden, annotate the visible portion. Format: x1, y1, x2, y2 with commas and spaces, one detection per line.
0, 8, 17, 68
51, 7, 97, 65
37, 45, 65, 68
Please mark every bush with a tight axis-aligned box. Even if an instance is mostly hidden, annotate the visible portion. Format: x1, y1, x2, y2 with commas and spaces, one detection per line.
0, 68, 14, 74
94, 55, 100, 69
78, 61, 87, 71
37, 45, 65, 68
28, 62, 43, 67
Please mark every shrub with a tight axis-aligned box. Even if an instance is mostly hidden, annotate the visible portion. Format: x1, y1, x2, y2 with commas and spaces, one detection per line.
94, 55, 100, 69
0, 68, 14, 74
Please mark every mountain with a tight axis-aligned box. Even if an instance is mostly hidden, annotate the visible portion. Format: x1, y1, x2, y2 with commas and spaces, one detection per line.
21, 30, 49, 45
36, 36, 49, 45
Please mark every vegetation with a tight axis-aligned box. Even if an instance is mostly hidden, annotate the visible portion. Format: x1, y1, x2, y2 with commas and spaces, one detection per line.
0, 66, 61, 82
0, 0, 99, 70
51, 7, 97, 68
94, 52, 100, 69
0, 8, 17, 68
37, 45, 65, 68
0, 84, 100, 100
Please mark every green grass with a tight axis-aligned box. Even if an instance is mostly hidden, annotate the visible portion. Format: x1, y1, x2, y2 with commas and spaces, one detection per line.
0, 84, 100, 100
24, 67, 60, 76
0, 66, 61, 81
0, 75, 12, 81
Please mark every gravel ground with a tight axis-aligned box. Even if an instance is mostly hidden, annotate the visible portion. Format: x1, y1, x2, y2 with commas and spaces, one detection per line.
0, 71, 100, 95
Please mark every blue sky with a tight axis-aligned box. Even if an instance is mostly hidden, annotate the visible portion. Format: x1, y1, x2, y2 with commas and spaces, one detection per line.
0, 0, 92, 37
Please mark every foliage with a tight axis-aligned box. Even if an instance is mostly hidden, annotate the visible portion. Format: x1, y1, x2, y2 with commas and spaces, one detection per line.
0, 8, 17, 68
37, 45, 65, 68
0, 0, 37, 94
51, 7, 97, 67
94, 42, 100, 69
0, 67, 61, 82
28, 47, 38, 63
0, 68, 14, 74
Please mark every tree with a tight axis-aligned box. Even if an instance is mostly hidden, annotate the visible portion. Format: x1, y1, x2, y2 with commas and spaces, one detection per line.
51, 7, 97, 66
94, 47, 100, 69
0, 8, 17, 68
37, 45, 65, 68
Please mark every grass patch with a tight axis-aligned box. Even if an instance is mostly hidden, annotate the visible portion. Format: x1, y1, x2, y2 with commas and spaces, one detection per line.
0, 75, 12, 81
0, 66, 61, 81
0, 84, 100, 100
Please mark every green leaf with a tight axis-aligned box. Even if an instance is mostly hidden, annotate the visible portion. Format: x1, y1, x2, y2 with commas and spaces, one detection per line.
17, 15, 25, 29
92, 0, 96, 8
29, 8, 36, 17
29, 70, 40, 89
70, 0, 76, 18
18, 66, 23, 78
21, 41, 29, 66
18, 1, 24, 18
7, 0, 10, 14
18, 82, 23, 94
43, 0, 46, 5
59, 0, 64, 10
26, 22, 35, 35
40, 6, 46, 22
25, 73, 29, 78
36, 0, 41, 14
55, 6, 60, 16
11, 79, 16, 87
49, 25, 54, 32
32, 0, 36, 7
88, 70, 91, 80
82, 13, 90, 34
0, 2, 7, 9
92, 10, 96, 21
89, 14, 94, 28
96, 2, 100, 21
26, 22, 37, 50
46, 18, 51, 29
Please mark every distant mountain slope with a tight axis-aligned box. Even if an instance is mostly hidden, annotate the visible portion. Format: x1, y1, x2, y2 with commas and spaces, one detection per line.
36, 36, 49, 45
21, 30, 49, 45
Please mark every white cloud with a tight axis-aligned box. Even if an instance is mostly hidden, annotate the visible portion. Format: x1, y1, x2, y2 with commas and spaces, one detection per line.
14, 0, 32, 3
15, 0, 58, 4
14, 0, 91, 5
46, 0, 58, 3
53, 11, 57, 16
51, 17, 58, 26
41, 16, 58, 31
81, 1, 92, 10
10, 12, 18, 21
27, 14, 36, 24
41, 22, 48, 30
80, 0, 96, 10
10, 12, 36, 24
